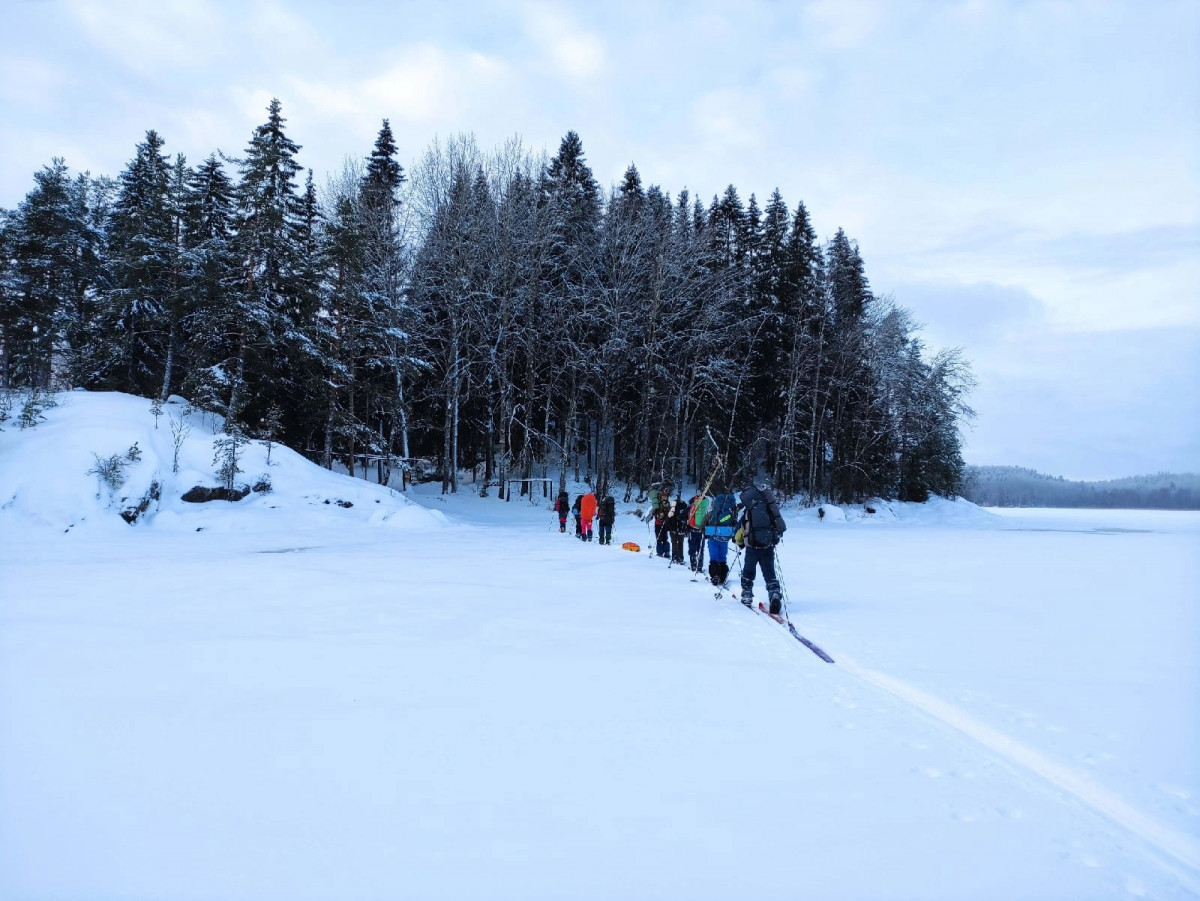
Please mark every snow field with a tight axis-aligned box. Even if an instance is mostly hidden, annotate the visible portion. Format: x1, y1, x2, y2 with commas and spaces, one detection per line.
1, 392, 1198, 900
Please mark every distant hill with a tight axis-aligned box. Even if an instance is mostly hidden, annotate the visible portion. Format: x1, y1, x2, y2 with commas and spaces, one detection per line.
961, 466, 1200, 509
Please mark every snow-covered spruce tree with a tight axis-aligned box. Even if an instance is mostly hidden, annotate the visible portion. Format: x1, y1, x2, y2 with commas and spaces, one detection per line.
358, 119, 417, 484
157, 153, 191, 403
769, 199, 825, 498
58, 172, 112, 389
0, 206, 12, 389
822, 227, 893, 501
694, 185, 759, 484
0, 159, 105, 390
314, 161, 372, 474
743, 189, 791, 470
212, 423, 249, 494
227, 98, 305, 432
0, 167, 65, 389
180, 153, 238, 415
97, 130, 176, 397
539, 131, 601, 495
288, 169, 328, 449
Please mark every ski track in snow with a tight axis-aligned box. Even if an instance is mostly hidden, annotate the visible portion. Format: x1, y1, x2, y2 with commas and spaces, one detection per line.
835, 653, 1200, 888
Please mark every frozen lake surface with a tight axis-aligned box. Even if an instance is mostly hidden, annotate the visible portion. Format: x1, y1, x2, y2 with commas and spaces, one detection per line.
1, 392, 1197, 900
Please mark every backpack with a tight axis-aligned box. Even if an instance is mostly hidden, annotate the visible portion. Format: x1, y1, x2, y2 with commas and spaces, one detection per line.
599, 495, 616, 522
739, 485, 787, 547
687, 495, 711, 530
670, 499, 690, 534
704, 493, 737, 539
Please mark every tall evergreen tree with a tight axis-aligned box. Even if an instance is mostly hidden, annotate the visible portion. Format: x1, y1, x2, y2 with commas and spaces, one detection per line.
181, 153, 237, 411
540, 131, 601, 493
0, 160, 106, 389
359, 119, 414, 474
100, 130, 174, 395
228, 98, 305, 428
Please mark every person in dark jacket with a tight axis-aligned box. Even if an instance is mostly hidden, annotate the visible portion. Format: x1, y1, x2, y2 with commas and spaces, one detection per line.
555, 490, 570, 532
652, 487, 672, 558
597, 492, 616, 545
735, 484, 787, 613
668, 497, 689, 564
572, 494, 582, 538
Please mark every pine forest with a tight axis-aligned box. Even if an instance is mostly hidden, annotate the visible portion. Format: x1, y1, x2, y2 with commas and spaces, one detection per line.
0, 100, 975, 504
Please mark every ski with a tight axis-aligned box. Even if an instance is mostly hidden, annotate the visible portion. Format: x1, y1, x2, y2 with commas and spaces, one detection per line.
758, 603, 835, 664
758, 602, 785, 624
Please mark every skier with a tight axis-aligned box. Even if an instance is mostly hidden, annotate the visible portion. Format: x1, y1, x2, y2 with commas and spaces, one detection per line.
580, 490, 597, 542
703, 487, 738, 586
668, 496, 689, 564
734, 483, 787, 613
652, 487, 672, 558
555, 489, 570, 532
572, 494, 582, 538
686, 492, 710, 572
597, 492, 616, 545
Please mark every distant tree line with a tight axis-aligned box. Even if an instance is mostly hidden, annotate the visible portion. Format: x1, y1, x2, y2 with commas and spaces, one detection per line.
0, 99, 974, 503
962, 466, 1200, 509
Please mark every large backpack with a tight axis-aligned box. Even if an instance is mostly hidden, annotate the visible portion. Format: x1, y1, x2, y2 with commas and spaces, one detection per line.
599, 495, 616, 522
687, 495, 711, 530
670, 498, 690, 534
704, 493, 738, 539
739, 485, 787, 547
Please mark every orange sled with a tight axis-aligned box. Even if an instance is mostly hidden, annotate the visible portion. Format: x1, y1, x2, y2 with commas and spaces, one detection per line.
621, 541, 641, 553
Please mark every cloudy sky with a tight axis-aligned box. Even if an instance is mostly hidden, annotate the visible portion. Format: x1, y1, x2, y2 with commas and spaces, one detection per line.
3, 0, 1197, 479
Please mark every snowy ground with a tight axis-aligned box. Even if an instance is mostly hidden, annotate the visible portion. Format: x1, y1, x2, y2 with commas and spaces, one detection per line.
1, 392, 1198, 900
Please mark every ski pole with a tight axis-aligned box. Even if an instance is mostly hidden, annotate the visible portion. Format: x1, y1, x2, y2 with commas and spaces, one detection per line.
775, 549, 794, 623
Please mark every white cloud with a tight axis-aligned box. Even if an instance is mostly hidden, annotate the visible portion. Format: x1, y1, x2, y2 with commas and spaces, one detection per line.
64, 0, 223, 73
690, 88, 766, 153
801, 0, 888, 49
521, 2, 606, 79
0, 56, 70, 110
270, 44, 521, 174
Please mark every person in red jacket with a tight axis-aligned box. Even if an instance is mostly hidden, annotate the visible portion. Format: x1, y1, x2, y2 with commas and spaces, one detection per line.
579, 491, 598, 542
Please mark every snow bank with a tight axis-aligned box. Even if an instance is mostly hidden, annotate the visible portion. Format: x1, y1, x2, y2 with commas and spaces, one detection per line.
788, 495, 999, 528
0, 391, 438, 535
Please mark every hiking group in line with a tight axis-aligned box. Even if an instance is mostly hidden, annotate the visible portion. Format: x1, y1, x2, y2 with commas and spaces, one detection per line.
555, 488, 617, 545
555, 481, 789, 615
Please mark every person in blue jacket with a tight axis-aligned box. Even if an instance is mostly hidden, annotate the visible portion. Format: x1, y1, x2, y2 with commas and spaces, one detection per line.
703, 487, 738, 586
